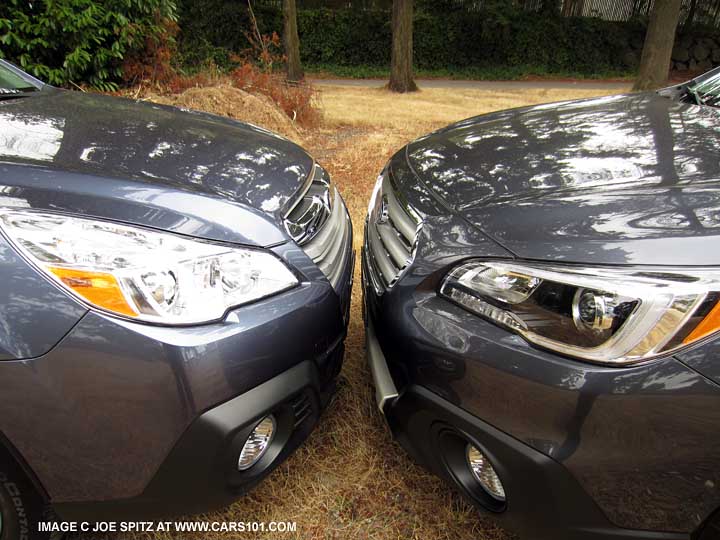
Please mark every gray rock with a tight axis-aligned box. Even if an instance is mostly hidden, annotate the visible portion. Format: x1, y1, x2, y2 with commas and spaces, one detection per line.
672, 45, 690, 62
679, 35, 693, 49
623, 51, 640, 68
702, 37, 718, 50
693, 42, 710, 61
674, 61, 689, 72
690, 58, 699, 71
698, 59, 713, 72
712, 47, 720, 63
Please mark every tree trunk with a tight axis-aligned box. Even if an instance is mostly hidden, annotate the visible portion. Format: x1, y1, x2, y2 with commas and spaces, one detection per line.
633, 0, 682, 91
283, 0, 303, 82
389, 0, 417, 93
562, 0, 583, 17
576, 0, 585, 17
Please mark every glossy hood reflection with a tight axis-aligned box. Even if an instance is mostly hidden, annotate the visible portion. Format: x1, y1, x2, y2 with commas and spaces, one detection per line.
0, 89, 312, 217
406, 93, 720, 265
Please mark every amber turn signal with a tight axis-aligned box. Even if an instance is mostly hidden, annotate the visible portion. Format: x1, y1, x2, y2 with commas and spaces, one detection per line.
48, 267, 138, 317
684, 301, 720, 345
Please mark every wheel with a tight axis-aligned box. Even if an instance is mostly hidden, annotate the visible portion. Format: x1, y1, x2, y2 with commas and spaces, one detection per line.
0, 458, 50, 540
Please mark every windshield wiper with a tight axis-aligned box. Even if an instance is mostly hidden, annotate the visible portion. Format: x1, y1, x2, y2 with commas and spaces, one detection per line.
686, 84, 706, 106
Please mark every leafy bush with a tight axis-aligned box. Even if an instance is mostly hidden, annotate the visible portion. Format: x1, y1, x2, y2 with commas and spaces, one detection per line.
230, 63, 320, 127
121, 17, 179, 86
178, 0, 281, 69
156, 28, 319, 128
227, 30, 319, 127
0, 0, 177, 90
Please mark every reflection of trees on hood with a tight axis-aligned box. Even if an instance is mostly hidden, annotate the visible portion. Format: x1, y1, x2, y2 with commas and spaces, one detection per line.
0, 91, 312, 215
407, 93, 720, 249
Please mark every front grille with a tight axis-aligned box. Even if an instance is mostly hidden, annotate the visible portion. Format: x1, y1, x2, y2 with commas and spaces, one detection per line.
285, 164, 352, 291
365, 170, 420, 293
303, 187, 351, 289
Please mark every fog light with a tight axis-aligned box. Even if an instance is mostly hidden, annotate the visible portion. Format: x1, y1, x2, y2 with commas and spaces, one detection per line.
466, 444, 505, 501
238, 416, 275, 471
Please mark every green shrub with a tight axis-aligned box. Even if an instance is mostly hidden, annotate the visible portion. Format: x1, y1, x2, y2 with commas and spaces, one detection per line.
298, 8, 389, 66
178, 0, 281, 64
0, 0, 177, 90
177, 1, 652, 76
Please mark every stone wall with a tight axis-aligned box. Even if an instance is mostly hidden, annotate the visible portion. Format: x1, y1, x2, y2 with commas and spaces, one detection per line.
671, 34, 720, 72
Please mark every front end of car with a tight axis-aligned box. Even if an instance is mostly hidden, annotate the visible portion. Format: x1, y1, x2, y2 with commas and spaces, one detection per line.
363, 151, 720, 540
0, 159, 353, 520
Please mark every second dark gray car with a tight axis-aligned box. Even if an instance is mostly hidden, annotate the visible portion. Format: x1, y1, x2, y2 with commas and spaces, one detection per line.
363, 68, 720, 540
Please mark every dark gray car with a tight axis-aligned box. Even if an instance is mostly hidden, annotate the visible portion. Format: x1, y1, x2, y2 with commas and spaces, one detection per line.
0, 59, 353, 538
363, 68, 720, 540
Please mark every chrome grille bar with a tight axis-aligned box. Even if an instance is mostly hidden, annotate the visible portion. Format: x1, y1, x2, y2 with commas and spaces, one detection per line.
284, 164, 352, 292
365, 171, 420, 292
301, 186, 352, 291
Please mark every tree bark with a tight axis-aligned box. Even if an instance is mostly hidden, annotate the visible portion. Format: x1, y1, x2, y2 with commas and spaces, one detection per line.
562, 0, 583, 17
283, 0, 303, 82
388, 0, 418, 93
633, 0, 682, 91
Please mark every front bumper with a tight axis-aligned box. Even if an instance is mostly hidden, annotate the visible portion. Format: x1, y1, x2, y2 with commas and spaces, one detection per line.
366, 319, 686, 540
362, 248, 720, 540
54, 359, 331, 521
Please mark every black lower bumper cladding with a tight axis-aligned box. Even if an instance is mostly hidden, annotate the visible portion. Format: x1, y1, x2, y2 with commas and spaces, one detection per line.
54, 359, 331, 522
385, 384, 689, 540
363, 306, 692, 540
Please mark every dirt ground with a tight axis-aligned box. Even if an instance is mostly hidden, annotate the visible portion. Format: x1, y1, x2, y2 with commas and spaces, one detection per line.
89, 82, 630, 540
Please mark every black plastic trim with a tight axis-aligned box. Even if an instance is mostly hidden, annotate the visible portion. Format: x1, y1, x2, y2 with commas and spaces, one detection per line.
54, 360, 323, 521
385, 384, 689, 540
0, 432, 49, 502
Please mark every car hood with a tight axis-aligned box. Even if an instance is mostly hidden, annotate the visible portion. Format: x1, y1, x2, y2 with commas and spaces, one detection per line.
0, 89, 313, 246
405, 93, 720, 266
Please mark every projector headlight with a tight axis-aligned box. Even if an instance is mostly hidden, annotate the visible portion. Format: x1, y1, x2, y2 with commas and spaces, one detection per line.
440, 260, 720, 365
0, 210, 299, 325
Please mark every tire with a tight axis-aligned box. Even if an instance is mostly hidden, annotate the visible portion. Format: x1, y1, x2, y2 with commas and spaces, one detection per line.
0, 458, 50, 540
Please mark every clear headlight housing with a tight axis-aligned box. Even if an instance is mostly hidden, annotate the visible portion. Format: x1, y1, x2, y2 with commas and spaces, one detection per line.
440, 260, 720, 365
0, 210, 298, 325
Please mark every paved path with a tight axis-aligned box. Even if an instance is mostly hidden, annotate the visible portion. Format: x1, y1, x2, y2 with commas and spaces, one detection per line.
311, 78, 631, 91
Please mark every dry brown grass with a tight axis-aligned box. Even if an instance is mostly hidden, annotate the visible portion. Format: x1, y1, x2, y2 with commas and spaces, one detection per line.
317, 84, 628, 133
82, 82, 629, 540
144, 85, 304, 143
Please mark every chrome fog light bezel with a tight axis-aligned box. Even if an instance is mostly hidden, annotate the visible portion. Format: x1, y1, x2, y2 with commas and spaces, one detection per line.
238, 415, 276, 471
466, 444, 506, 502
436, 429, 507, 513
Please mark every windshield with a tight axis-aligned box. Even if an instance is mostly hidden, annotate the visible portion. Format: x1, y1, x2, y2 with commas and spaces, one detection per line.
0, 62, 39, 94
687, 70, 720, 108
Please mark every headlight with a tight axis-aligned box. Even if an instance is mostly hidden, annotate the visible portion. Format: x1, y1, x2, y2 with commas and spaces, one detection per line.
0, 210, 298, 325
440, 260, 720, 365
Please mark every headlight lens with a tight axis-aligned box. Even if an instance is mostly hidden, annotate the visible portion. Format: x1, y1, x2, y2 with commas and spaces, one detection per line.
0, 210, 298, 325
440, 260, 720, 365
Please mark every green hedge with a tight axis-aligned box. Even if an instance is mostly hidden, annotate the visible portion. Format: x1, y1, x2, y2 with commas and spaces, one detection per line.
178, 2, 650, 74
0, 0, 177, 90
